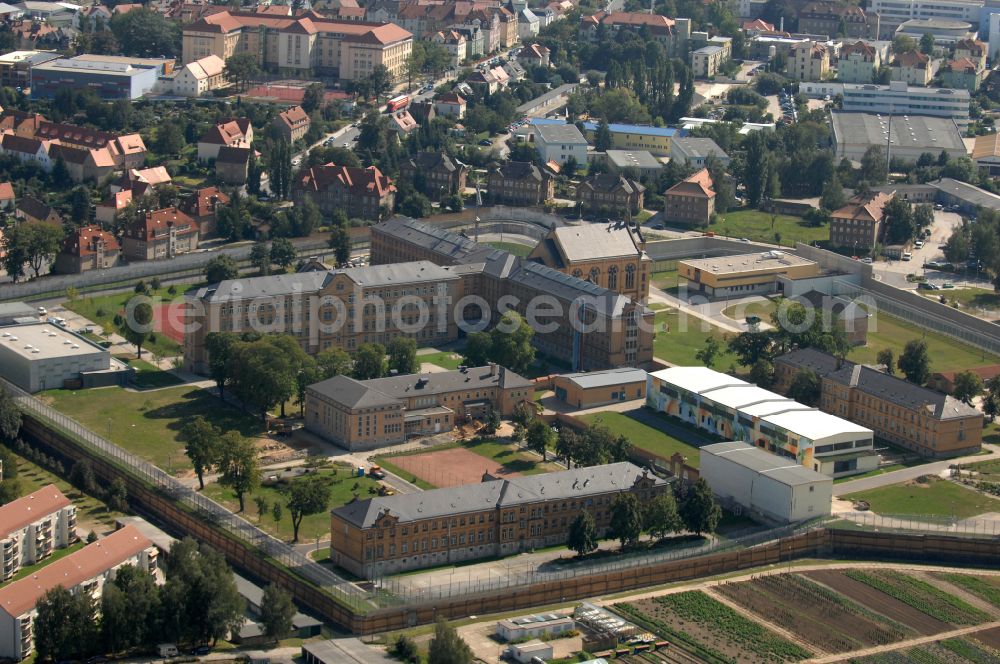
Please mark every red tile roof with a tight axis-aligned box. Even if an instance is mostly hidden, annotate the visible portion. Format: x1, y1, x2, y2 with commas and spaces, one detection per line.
277, 105, 310, 129
0, 485, 70, 540
64, 225, 120, 257
0, 182, 14, 201
201, 119, 251, 146
181, 186, 230, 218
127, 207, 197, 241
296, 163, 395, 197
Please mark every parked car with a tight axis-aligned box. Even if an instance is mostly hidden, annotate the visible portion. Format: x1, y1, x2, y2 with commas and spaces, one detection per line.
478, 139, 492, 146
190, 646, 211, 656
914, 240, 924, 248
36, 306, 46, 315
917, 282, 940, 290
942, 282, 954, 288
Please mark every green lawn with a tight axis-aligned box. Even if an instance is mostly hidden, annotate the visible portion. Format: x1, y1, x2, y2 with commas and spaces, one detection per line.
418, 350, 465, 370
486, 241, 533, 257
928, 287, 1000, 311
578, 411, 702, 468
653, 308, 738, 369
721, 300, 775, 323
202, 463, 382, 543
128, 359, 183, 389
64, 285, 195, 358
465, 438, 561, 475
13, 449, 122, 532
842, 477, 1000, 519
41, 386, 263, 472
713, 209, 827, 247
651, 269, 679, 291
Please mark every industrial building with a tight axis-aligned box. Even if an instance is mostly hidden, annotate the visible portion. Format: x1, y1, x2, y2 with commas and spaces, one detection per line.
0, 323, 127, 393
839, 82, 971, 124
646, 366, 877, 477
677, 251, 819, 299
830, 111, 968, 163
580, 121, 679, 156
699, 442, 833, 524
30, 56, 163, 99
551, 367, 647, 409
0, 302, 37, 326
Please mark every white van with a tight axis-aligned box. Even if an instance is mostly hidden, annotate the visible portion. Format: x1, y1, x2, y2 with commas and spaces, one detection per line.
902, 252, 912, 261
158, 644, 179, 658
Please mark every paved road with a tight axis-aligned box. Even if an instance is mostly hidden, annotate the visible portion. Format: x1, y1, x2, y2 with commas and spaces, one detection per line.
834, 444, 1000, 495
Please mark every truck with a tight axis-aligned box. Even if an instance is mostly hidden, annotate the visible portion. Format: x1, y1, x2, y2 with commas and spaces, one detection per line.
369, 465, 386, 479
386, 95, 410, 112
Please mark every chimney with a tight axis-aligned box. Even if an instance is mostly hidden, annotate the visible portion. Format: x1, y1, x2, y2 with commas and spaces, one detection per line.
489, 362, 497, 376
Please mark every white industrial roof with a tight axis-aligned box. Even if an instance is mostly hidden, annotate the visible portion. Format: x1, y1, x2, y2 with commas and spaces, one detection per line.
700, 384, 791, 410
560, 367, 647, 389
702, 442, 830, 486
761, 409, 872, 441
0, 323, 106, 360
739, 400, 813, 418
648, 367, 747, 394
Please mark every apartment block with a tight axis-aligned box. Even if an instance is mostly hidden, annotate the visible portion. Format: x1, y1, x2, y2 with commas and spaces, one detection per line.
691, 44, 726, 78
0, 525, 157, 661
329, 462, 669, 576
486, 161, 554, 206
0, 485, 76, 581
293, 163, 395, 221
798, 1, 879, 38
305, 364, 532, 450
788, 41, 830, 81
829, 191, 894, 251
774, 348, 984, 458
662, 168, 716, 227
838, 40, 882, 83
840, 81, 971, 123
579, 11, 690, 57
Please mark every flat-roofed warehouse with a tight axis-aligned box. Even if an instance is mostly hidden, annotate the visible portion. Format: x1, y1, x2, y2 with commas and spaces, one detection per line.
831, 111, 967, 163
551, 367, 648, 408
0, 323, 126, 392
700, 442, 832, 523
678, 250, 819, 299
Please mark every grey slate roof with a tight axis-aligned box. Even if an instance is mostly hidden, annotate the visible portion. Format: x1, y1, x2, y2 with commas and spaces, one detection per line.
826, 363, 980, 420
308, 365, 532, 408
671, 137, 729, 161
332, 462, 667, 527
775, 347, 855, 377
931, 178, 1000, 211
534, 122, 587, 145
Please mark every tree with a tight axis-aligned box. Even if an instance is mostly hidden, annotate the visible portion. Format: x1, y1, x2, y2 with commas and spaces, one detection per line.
644, 492, 680, 540
270, 237, 296, 270
181, 416, 221, 490
481, 409, 501, 435
525, 419, 555, 461
462, 331, 492, 366
567, 511, 598, 557
161, 539, 244, 646
556, 427, 579, 468
860, 145, 887, 185
254, 495, 269, 520
679, 478, 721, 536
398, 190, 432, 218
286, 477, 332, 542
728, 331, 772, 367
749, 358, 774, 388
393, 635, 420, 664
107, 477, 128, 512
877, 348, 895, 375
272, 501, 283, 524
820, 174, 846, 211
490, 311, 535, 374
250, 240, 271, 276
695, 336, 721, 368
427, 617, 474, 664
224, 52, 261, 92
953, 370, 984, 406
367, 65, 393, 102
898, 339, 930, 384
69, 185, 91, 224
2, 222, 63, 279
205, 255, 239, 284
232, 340, 297, 418
34, 586, 97, 662
0, 386, 21, 444
217, 431, 259, 512
920, 32, 936, 55
787, 368, 821, 407
328, 215, 351, 267
511, 400, 536, 429
119, 300, 153, 359
893, 34, 918, 54
609, 493, 643, 549
70, 459, 99, 494
387, 337, 419, 375
269, 140, 293, 201
101, 564, 160, 654
353, 343, 386, 379
156, 122, 185, 156
302, 83, 325, 113
316, 347, 352, 379
110, 9, 180, 57
260, 584, 295, 642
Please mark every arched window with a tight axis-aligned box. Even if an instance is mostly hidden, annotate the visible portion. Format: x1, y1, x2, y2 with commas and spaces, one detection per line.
589, 267, 600, 283
607, 265, 618, 290
572, 269, 583, 278
625, 264, 636, 289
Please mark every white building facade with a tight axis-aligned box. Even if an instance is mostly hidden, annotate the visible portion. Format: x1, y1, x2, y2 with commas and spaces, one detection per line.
0, 485, 76, 581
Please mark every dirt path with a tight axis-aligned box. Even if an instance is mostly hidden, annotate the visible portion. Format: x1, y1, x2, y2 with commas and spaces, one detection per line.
913, 570, 1000, 618
702, 587, 823, 657
808, 620, 1000, 663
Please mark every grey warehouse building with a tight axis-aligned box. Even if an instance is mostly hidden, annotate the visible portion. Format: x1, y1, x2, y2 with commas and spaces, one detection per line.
0, 323, 127, 392
831, 111, 967, 163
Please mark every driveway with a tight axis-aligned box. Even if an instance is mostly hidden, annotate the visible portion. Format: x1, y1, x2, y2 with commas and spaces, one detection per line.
834, 444, 1000, 496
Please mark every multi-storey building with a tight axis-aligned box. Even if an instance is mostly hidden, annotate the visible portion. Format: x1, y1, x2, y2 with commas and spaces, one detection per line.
0, 525, 157, 661
574, 174, 644, 217
272, 105, 310, 142
305, 364, 533, 449
662, 168, 716, 227
579, 12, 690, 57
797, 1, 879, 38
0, 50, 59, 90
533, 123, 588, 167
838, 40, 882, 83
954, 36, 988, 67
197, 118, 253, 162
829, 191, 894, 251
870, 0, 984, 37
292, 163, 395, 220
0, 485, 76, 581
122, 207, 200, 261
691, 45, 726, 78
374, 218, 655, 370
33, 121, 146, 169
840, 81, 971, 123
774, 348, 984, 458
677, 250, 820, 299
526, 222, 652, 302
182, 10, 412, 82
890, 49, 932, 85
788, 41, 830, 81
398, 151, 468, 200
184, 261, 462, 373
486, 161, 554, 206
580, 121, 678, 156
940, 56, 984, 91
329, 462, 669, 575
53, 225, 120, 274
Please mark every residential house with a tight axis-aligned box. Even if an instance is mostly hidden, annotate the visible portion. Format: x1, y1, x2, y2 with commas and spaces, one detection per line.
890, 50, 932, 86
0, 485, 75, 581
829, 191, 893, 251
54, 225, 120, 273
838, 40, 881, 83
434, 92, 466, 119
170, 53, 227, 97
940, 57, 983, 91
95, 189, 135, 225
931, 365, 1000, 394
126, 166, 172, 189
388, 109, 418, 136
518, 43, 550, 68
669, 137, 730, 168
691, 45, 726, 78
788, 41, 830, 81
797, 1, 878, 39
399, 151, 468, 200
408, 100, 436, 124
273, 105, 310, 142
466, 65, 510, 93
197, 118, 253, 161
179, 186, 230, 238
0, 182, 14, 211
15, 195, 60, 225
579, 11, 689, 58
0, 110, 46, 138
517, 7, 539, 40
431, 29, 466, 66
48, 143, 116, 183
33, 122, 146, 170
487, 161, 554, 206
662, 168, 716, 227
533, 123, 587, 167
953, 37, 986, 69
293, 163, 395, 220
575, 173, 645, 217
122, 206, 200, 261
0, 133, 51, 170
215, 145, 253, 185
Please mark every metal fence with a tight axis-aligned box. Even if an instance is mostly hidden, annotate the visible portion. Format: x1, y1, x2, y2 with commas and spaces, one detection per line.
0, 377, 378, 612
836, 511, 1000, 537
